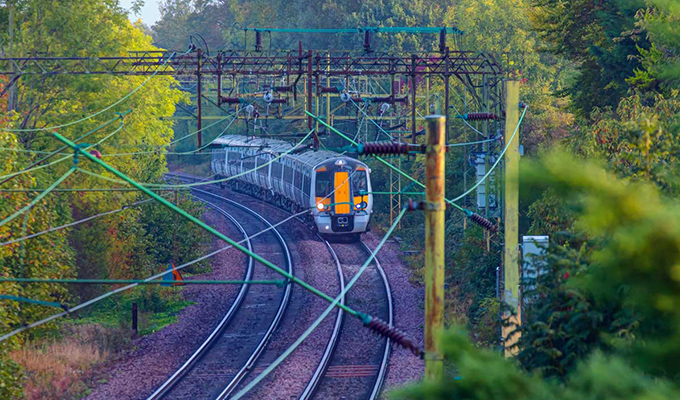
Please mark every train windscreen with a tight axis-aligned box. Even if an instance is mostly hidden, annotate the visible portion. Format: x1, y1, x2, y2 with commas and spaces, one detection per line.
352, 170, 367, 194
315, 171, 330, 197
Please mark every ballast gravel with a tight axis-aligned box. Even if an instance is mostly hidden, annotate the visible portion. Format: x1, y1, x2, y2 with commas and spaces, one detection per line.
84, 183, 425, 399
84, 210, 247, 400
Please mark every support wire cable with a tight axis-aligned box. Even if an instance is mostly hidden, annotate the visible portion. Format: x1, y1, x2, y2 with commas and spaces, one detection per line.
0, 199, 153, 247
35, 132, 382, 329
230, 207, 407, 400
0, 167, 76, 229
449, 101, 486, 137
448, 105, 528, 203
78, 129, 315, 189
0, 208, 310, 343
2, 52, 180, 133
0, 113, 128, 183
349, 97, 394, 140
306, 109, 527, 213
0, 147, 362, 341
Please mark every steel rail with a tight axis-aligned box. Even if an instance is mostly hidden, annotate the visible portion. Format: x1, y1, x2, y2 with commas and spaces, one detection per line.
298, 239, 346, 400
146, 200, 254, 400
360, 241, 393, 400
314, 241, 393, 400
171, 182, 294, 400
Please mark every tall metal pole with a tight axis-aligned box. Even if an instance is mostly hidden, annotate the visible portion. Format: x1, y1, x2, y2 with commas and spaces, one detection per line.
7, 4, 16, 113
424, 115, 446, 380
307, 50, 317, 148
502, 80, 521, 357
411, 55, 417, 145
196, 48, 203, 149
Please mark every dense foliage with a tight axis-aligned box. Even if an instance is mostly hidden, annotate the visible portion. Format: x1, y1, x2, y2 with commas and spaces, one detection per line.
0, 1, 209, 397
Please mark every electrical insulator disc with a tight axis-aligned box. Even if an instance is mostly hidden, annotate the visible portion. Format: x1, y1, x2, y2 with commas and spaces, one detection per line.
340, 92, 351, 103
263, 92, 274, 103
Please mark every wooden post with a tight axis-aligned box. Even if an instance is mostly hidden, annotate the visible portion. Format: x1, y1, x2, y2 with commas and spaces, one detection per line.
132, 302, 138, 334
425, 115, 446, 380
502, 80, 521, 357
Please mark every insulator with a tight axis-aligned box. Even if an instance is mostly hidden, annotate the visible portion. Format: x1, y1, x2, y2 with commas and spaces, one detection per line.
363, 31, 372, 53
406, 198, 422, 211
340, 92, 351, 103
89, 150, 102, 159
359, 141, 410, 156
439, 28, 447, 53
365, 317, 422, 357
245, 104, 255, 117
463, 112, 499, 121
263, 92, 274, 103
379, 103, 391, 115
469, 212, 497, 233
320, 86, 340, 94
221, 96, 244, 104
255, 30, 263, 52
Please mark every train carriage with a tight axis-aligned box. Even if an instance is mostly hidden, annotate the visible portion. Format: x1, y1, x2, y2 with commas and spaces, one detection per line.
210, 135, 373, 237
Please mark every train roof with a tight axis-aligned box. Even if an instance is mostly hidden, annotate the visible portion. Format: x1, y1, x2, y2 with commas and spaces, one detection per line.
211, 134, 367, 169
210, 135, 294, 153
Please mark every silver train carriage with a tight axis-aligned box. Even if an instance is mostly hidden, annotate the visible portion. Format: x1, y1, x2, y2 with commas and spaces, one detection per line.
210, 135, 373, 236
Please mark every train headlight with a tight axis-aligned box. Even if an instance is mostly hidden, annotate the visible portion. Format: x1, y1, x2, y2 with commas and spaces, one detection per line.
355, 201, 367, 210
316, 203, 326, 211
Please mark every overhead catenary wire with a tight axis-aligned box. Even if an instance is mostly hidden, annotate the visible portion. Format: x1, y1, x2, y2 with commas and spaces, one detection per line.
0, 167, 76, 229
306, 109, 528, 214
0, 167, 359, 340
449, 101, 486, 137
21, 131, 387, 337
1, 52, 180, 133
0, 208, 310, 343
0, 112, 128, 183
77, 129, 316, 189
231, 207, 408, 400
349, 97, 394, 140
0, 199, 153, 247
448, 105, 528, 203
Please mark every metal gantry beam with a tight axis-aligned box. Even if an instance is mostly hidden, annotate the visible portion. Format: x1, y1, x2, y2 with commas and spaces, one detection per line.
0, 50, 502, 77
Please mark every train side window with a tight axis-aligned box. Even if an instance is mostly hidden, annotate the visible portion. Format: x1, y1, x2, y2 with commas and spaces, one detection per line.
272, 158, 282, 179
352, 170, 367, 194
295, 168, 302, 190
284, 164, 293, 183
257, 155, 267, 175
315, 171, 330, 197
303, 174, 311, 197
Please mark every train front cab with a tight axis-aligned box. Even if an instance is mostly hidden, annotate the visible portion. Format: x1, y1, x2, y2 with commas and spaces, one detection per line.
312, 158, 372, 235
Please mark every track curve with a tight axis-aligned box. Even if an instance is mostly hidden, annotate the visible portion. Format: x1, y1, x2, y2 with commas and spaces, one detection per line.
148, 185, 294, 400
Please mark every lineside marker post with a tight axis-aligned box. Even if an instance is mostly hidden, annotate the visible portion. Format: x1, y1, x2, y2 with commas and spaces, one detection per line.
424, 115, 446, 380
132, 302, 138, 334
502, 80, 521, 357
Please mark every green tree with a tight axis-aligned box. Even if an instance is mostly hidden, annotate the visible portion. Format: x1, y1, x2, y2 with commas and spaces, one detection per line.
531, 0, 649, 117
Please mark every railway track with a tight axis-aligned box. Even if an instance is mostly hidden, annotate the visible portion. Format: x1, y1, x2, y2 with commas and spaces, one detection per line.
163, 173, 392, 399
311, 240, 393, 400
148, 182, 293, 399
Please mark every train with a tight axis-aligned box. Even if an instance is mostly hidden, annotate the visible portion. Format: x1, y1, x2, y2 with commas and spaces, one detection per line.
210, 135, 373, 238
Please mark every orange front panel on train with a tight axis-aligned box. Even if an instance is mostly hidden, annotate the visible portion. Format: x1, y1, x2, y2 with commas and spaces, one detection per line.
334, 171, 351, 215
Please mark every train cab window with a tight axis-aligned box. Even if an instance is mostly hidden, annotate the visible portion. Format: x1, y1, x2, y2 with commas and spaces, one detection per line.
315, 171, 330, 197
352, 170, 368, 194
